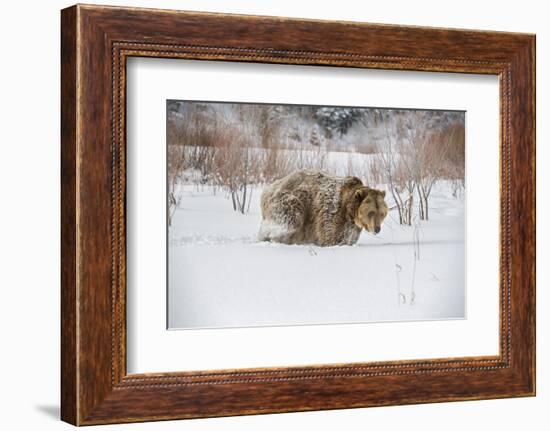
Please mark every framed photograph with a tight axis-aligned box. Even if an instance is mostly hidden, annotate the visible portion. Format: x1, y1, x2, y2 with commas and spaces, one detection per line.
61, 4, 535, 425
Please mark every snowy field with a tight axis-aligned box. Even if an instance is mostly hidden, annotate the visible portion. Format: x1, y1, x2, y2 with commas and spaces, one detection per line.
168, 176, 465, 329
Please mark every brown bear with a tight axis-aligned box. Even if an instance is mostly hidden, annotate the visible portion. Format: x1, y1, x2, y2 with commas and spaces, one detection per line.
258, 170, 388, 246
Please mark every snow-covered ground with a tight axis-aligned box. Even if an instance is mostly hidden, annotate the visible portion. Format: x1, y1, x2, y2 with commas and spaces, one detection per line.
168, 176, 465, 329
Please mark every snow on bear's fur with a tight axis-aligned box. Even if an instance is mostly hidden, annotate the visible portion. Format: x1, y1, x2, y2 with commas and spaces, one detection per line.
259, 170, 388, 246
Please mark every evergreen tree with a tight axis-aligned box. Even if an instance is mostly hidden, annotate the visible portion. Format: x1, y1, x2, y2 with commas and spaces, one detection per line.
314, 107, 364, 138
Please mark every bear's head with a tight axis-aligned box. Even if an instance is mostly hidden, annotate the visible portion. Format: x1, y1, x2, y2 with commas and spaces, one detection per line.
353, 188, 388, 235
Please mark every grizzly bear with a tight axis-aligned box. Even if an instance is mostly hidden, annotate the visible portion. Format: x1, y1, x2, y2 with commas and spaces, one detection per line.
258, 170, 388, 246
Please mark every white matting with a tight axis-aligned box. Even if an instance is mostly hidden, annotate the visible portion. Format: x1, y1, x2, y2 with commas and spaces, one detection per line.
126, 58, 499, 373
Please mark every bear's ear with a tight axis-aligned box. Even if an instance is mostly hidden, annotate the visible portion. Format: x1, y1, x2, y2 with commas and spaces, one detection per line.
344, 176, 363, 188
381, 190, 386, 198
354, 188, 366, 201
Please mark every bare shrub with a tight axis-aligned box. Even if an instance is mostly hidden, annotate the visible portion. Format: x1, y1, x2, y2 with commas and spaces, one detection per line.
440, 123, 466, 197
261, 147, 293, 183
370, 110, 415, 225
167, 144, 185, 226
211, 126, 263, 214
367, 156, 383, 185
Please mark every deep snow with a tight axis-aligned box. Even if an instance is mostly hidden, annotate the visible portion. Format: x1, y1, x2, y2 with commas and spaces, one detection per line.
168, 174, 465, 329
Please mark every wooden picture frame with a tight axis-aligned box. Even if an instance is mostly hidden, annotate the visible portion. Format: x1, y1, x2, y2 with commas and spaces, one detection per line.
61, 4, 535, 425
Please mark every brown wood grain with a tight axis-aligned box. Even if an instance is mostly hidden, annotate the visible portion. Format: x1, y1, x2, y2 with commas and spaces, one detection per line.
61, 4, 535, 425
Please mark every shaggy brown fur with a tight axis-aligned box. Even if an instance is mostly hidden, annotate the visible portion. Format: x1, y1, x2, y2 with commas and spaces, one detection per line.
259, 170, 388, 246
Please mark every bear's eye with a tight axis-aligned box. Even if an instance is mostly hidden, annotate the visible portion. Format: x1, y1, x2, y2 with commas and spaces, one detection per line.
368, 211, 375, 218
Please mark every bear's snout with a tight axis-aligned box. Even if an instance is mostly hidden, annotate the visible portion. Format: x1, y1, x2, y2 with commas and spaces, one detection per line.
374, 226, 381, 234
